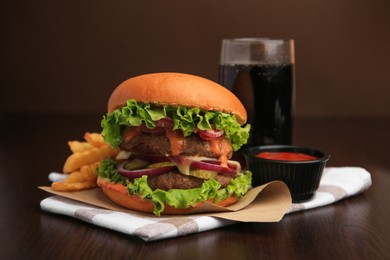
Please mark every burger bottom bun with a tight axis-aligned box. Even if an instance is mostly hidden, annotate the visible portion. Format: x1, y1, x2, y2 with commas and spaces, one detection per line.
97, 176, 238, 215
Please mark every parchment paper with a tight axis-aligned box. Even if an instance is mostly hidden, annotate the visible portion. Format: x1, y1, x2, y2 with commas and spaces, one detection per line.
39, 180, 292, 222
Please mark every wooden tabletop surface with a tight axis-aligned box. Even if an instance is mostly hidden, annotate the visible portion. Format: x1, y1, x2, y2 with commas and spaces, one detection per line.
1, 114, 389, 259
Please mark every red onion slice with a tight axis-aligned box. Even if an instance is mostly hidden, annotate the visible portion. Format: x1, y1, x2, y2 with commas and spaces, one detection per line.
190, 160, 237, 175
117, 162, 174, 179
201, 159, 241, 172
168, 155, 240, 176
197, 128, 224, 140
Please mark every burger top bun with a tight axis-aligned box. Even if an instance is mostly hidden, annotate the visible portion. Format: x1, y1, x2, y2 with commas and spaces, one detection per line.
107, 72, 247, 125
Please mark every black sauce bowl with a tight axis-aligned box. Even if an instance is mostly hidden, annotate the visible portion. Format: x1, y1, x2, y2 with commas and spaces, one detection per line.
244, 145, 330, 202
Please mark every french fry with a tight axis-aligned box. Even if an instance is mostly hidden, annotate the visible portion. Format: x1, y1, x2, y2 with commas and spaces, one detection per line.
64, 171, 84, 183
52, 162, 100, 191
63, 144, 118, 173
68, 141, 94, 153
52, 131, 117, 192
84, 132, 105, 147
79, 162, 100, 182
51, 181, 97, 191
64, 163, 99, 183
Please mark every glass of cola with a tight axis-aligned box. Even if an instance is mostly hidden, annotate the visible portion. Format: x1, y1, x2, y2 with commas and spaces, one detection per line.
219, 38, 295, 146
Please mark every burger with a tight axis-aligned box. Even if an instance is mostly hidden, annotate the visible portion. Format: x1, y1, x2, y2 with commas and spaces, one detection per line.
97, 72, 252, 215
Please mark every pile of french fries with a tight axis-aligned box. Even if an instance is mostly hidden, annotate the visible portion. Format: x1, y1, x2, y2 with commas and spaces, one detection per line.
51, 132, 119, 191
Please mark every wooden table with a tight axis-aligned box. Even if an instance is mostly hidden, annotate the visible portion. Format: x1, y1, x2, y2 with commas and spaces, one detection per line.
1, 114, 389, 259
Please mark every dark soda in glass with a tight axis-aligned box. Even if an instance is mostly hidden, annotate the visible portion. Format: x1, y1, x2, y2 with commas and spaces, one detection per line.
219, 63, 294, 145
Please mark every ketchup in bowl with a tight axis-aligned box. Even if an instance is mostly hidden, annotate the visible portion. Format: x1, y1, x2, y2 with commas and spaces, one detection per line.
255, 151, 317, 161
244, 145, 330, 202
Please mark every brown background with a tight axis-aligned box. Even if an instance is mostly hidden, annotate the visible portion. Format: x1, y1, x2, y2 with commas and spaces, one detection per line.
1, 0, 389, 118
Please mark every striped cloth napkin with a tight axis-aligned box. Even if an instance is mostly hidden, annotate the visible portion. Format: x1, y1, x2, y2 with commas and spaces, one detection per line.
40, 167, 371, 241
287, 167, 371, 213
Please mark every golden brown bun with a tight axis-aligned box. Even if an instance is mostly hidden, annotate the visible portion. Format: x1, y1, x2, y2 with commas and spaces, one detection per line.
107, 72, 247, 125
97, 176, 238, 215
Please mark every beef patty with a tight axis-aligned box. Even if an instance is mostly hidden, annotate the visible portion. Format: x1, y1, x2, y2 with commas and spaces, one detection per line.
120, 133, 233, 159
147, 170, 233, 190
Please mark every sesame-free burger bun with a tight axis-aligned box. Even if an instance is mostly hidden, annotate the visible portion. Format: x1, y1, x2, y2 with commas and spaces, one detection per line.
107, 72, 247, 125
97, 176, 238, 215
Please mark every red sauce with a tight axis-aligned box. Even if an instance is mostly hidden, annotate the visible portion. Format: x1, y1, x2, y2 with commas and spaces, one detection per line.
256, 151, 317, 161
209, 137, 230, 167
123, 127, 141, 143
165, 129, 184, 156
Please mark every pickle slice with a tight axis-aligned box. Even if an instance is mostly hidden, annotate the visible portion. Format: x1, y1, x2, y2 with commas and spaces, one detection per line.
124, 159, 149, 170
147, 161, 176, 168
188, 169, 218, 179
147, 161, 218, 179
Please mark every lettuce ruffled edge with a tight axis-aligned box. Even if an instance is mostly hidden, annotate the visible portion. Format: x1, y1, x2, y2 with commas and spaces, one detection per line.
101, 99, 251, 151
97, 159, 252, 216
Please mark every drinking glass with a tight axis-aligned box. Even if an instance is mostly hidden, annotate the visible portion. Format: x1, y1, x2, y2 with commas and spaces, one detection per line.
219, 38, 295, 145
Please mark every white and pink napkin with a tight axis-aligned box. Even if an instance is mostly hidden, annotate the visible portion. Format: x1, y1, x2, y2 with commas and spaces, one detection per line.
41, 167, 372, 241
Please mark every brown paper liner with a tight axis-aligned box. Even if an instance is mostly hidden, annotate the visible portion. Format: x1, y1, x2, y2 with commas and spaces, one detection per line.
39, 180, 291, 222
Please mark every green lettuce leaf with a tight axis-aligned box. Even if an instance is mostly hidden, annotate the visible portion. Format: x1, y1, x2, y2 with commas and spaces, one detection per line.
101, 99, 250, 151
97, 159, 128, 185
97, 159, 252, 216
